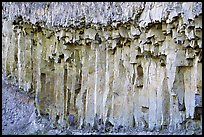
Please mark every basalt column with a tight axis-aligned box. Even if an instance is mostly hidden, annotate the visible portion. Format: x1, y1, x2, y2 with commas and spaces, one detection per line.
2, 2, 202, 132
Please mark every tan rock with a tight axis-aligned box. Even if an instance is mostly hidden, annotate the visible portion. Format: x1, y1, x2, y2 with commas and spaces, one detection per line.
2, 2, 202, 132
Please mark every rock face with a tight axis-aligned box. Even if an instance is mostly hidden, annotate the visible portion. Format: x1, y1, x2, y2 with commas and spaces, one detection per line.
2, 2, 202, 132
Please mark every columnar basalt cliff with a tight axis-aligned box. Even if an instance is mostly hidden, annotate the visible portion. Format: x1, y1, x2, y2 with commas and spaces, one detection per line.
2, 2, 202, 132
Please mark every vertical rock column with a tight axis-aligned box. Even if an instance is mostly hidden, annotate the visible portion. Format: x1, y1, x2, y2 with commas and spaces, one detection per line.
35, 31, 43, 116
86, 45, 95, 127
103, 41, 114, 127
77, 45, 89, 128
23, 26, 33, 92
112, 47, 125, 127
94, 42, 106, 125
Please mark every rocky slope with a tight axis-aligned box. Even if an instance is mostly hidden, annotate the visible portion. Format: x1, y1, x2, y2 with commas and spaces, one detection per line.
2, 73, 35, 135
2, 2, 202, 134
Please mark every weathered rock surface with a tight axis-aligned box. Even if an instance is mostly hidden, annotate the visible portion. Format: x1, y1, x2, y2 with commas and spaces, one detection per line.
2, 2, 202, 134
